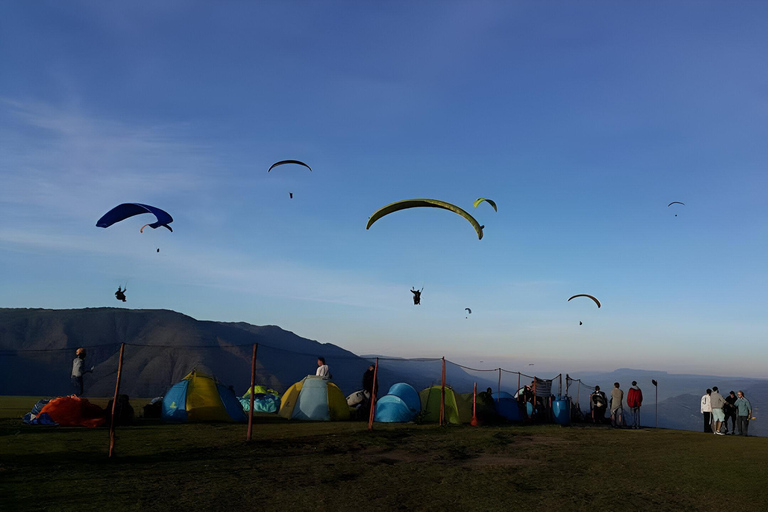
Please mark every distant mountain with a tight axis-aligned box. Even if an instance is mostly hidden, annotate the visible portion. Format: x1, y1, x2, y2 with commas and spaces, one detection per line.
2, 308, 764, 437
0, 308, 372, 398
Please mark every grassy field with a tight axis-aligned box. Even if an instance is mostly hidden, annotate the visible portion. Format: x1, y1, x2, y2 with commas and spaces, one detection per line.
2, 397, 767, 511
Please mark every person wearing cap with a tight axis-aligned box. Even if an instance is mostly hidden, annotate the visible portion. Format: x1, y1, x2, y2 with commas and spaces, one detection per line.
710, 386, 726, 435
71, 348, 94, 396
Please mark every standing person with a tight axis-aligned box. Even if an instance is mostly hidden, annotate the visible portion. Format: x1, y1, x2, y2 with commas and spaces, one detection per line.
627, 381, 643, 429
610, 382, 624, 428
710, 386, 726, 435
590, 386, 607, 424
734, 391, 752, 436
362, 364, 378, 399
71, 348, 93, 397
701, 389, 712, 433
724, 391, 738, 435
315, 357, 330, 378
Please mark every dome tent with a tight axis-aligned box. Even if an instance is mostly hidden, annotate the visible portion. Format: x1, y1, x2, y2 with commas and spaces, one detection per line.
278, 375, 350, 421
162, 369, 246, 422
419, 385, 472, 424
374, 382, 421, 423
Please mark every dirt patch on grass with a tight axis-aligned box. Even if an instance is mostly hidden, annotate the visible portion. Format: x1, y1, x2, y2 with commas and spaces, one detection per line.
464, 454, 539, 467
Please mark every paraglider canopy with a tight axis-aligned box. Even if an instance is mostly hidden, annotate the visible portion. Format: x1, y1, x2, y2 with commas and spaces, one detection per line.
567, 294, 601, 308
268, 160, 312, 172
473, 198, 497, 212
465, 308, 472, 314
367, 199, 484, 240
97, 203, 173, 232
668, 201, 684, 217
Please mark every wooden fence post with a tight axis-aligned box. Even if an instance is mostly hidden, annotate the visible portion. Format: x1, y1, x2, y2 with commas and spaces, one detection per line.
246, 343, 258, 442
440, 357, 446, 426
108, 343, 125, 458
367, 358, 379, 431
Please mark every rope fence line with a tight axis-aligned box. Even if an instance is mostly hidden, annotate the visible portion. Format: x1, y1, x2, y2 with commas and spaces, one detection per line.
6, 339, 672, 459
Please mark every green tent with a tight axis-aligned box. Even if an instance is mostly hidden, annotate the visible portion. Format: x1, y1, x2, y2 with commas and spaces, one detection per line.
419, 386, 472, 424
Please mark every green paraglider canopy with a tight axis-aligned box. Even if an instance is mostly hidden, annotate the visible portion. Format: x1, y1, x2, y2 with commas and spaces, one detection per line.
366, 199, 484, 240
473, 198, 497, 212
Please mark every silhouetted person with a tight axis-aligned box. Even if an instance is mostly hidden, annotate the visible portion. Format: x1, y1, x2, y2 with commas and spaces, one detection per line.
591, 386, 607, 424
362, 364, 378, 398
71, 348, 94, 396
411, 287, 422, 305
115, 286, 127, 302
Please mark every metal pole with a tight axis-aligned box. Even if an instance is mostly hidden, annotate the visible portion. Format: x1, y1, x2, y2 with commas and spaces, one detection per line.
108, 343, 125, 458
246, 343, 258, 442
655, 381, 658, 428
497, 368, 501, 397
367, 358, 379, 431
471, 382, 478, 427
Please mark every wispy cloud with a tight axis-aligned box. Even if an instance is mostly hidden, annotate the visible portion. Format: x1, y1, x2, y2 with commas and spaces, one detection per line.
0, 99, 218, 223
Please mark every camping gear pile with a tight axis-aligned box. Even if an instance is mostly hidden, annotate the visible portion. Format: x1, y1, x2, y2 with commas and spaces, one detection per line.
239, 385, 281, 413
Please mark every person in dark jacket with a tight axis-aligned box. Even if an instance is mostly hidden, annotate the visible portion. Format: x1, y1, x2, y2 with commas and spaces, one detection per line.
590, 386, 607, 424
627, 381, 643, 429
362, 364, 378, 398
724, 391, 738, 435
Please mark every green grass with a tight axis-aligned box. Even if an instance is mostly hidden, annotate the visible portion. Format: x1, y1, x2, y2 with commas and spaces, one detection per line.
2, 397, 767, 511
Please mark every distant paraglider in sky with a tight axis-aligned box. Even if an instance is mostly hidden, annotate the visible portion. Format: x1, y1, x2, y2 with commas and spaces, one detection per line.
115, 286, 127, 302
569, 294, 600, 326
567, 294, 601, 308
366, 199, 485, 240
668, 201, 685, 216
268, 160, 311, 199
96, 203, 174, 232
411, 287, 423, 305
465, 307, 471, 319
268, 160, 312, 173
472, 198, 497, 212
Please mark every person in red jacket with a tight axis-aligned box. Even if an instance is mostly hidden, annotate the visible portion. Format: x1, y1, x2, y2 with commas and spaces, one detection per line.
627, 381, 643, 429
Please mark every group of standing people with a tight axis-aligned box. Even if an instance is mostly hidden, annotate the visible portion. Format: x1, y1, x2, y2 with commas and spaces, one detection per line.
590, 381, 643, 428
701, 387, 752, 436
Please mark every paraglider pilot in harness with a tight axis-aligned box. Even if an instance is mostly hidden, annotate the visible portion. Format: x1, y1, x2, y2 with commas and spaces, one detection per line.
115, 286, 127, 302
411, 287, 422, 305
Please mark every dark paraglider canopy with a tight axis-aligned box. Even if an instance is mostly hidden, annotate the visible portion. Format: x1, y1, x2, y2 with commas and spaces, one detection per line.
411, 287, 422, 305
367, 199, 484, 240
96, 203, 173, 232
465, 308, 472, 314
567, 294, 601, 308
268, 160, 312, 172
668, 201, 684, 216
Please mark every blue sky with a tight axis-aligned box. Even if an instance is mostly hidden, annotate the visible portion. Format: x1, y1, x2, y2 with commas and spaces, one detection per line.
2, 2, 767, 377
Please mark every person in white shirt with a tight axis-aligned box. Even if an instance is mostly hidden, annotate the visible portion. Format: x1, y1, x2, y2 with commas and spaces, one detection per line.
701, 389, 712, 433
315, 357, 330, 378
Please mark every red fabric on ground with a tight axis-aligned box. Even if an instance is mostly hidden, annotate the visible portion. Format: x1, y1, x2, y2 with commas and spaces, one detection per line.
39, 396, 107, 427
